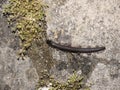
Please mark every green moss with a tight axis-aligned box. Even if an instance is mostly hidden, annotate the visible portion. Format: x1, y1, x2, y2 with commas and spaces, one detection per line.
36, 73, 89, 90
49, 73, 90, 90
3, 0, 47, 59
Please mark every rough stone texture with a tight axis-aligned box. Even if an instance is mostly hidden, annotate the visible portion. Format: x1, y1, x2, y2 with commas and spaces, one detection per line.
87, 63, 120, 90
0, 0, 120, 90
0, 1, 39, 90
46, 0, 120, 61
44, 0, 120, 90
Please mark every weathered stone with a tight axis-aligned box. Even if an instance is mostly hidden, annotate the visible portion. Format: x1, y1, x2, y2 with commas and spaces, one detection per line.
0, 1, 39, 89
43, 0, 120, 89
87, 63, 120, 90
1, 0, 120, 90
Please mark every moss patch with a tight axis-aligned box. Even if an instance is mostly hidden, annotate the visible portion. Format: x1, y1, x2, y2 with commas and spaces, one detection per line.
49, 73, 90, 90
3, 0, 47, 59
37, 73, 90, 90
2, 0, 55, 88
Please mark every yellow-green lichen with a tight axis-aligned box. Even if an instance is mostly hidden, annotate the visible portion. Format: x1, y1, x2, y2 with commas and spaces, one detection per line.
48, 73, 90, 90
36, 73, 89, 90
3, 0, 47, 59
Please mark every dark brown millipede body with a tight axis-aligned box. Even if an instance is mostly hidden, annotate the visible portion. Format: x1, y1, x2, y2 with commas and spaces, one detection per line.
46, 40, 105, 53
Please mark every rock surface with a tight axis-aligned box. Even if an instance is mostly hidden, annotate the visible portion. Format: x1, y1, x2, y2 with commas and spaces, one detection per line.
0, 1, 39, 90
44, 0, 120, 90
0, 0, 120, 90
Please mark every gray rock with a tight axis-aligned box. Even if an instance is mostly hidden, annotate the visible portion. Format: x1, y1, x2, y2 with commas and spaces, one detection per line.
1, 0, 120, 90
0, 2, 39, 90
44, 0, 120, 89
87, 63, 120, 90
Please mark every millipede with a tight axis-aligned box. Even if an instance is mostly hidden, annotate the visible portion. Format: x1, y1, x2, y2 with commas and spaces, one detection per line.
46, 40, 106, 53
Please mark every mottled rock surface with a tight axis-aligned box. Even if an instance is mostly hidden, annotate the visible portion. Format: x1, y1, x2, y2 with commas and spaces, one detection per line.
44, 0, 120, 90
0, 1, 39, 90
0, 0, 120, 90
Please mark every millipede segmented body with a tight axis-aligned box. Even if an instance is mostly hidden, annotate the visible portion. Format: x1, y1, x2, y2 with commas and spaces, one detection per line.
46, 40, 105, 53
